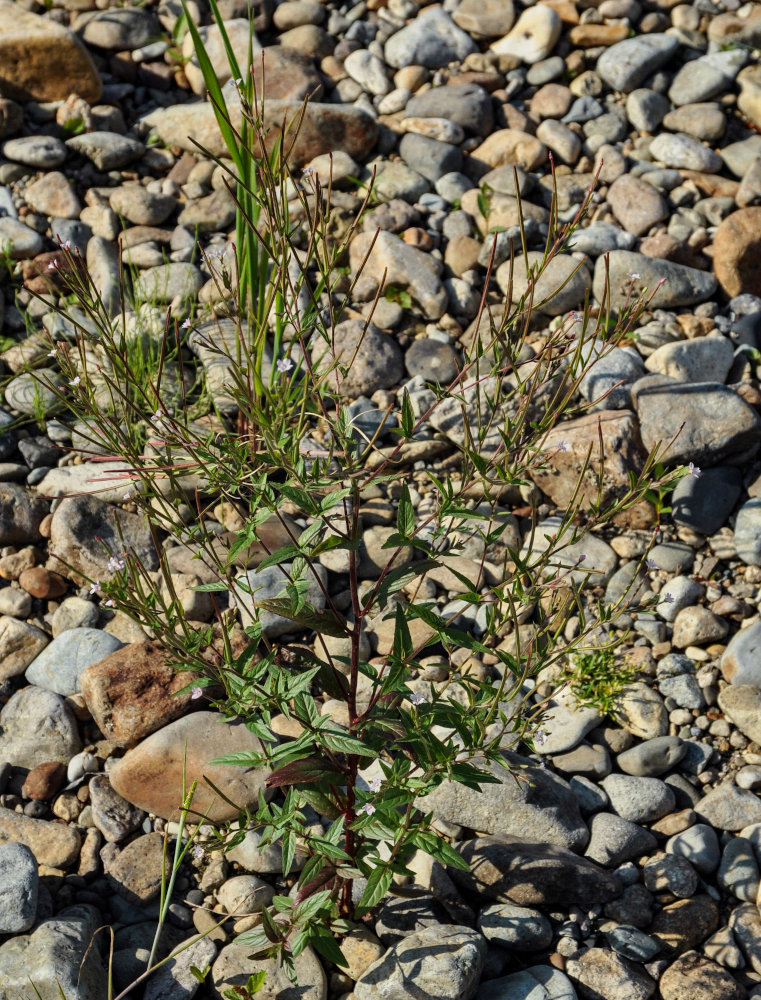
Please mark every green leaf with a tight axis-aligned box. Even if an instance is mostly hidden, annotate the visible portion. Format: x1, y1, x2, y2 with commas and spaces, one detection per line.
190, 965, 210, 983
392, 603, 412, 661
397, 483, 414, 538
208, 751, 267, 768
282, 828, 295, 878
256, 545, 303, 571
320, 730, 371, 756
247, 971, 268, 995
400, 389, 415, 438
190, 580, 229, 592
309, 928, 349, 967
356, 865, 394, 915
372, 559, 439, 610
410, 830, 470, 871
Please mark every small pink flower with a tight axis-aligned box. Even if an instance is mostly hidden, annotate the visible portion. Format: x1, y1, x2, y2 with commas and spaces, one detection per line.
409, 692, 425, 707
190, 686, 203, 700
689, 462, 702, 479
89, 581, 101, 595
367, 775, 383, 793
358, 803, 376, 816
69, 376, 81, 386
276, 357, 294, 373
103, 599, 115, 608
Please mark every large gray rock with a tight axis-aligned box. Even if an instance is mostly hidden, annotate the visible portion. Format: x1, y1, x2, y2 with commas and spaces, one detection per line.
453, 836, 621, 908
634, 381, 761, 467
48, 494, 159, 585
718, 685, 761, 744
422, 751, 589, 852
349, 230, 447, 320
566, 948, 656, 1000
355, 925, 485, 1000
0, 483, 49, 544
594, 252, 717, 311
475, 966, 577, 1000
0, 905, 107, 1000
0, 685, 81, 768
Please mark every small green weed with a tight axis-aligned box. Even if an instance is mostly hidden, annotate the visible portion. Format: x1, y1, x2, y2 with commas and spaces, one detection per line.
560, 646, 637, 719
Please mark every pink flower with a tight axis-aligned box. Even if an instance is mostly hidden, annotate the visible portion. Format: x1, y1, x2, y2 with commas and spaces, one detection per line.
367, 775, 383, 793
191, 686, 203, 700
358, 803, 376, 816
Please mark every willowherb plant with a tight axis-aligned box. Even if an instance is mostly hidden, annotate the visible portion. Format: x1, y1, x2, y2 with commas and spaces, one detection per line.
27, 86, 687, 984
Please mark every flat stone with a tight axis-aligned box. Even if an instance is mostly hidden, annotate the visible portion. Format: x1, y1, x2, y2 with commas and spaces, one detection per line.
134, 262, 204, 304
349, 230, 447, 320
615, 683, 668, 740
453, 837, 621, 908
0, 616, 50, 681
671, 466, 741, 535
644, 335, 734, 385
24, 171, 81, 220
695, 783, 761, 832
634, 381, 761, 467
422, 751, 589, 851
608, 174, 669, 236
89, 774, 146, 844
497, 252, 592, 316
475, 967, 577, 1000
109, 711, 274, 822
717, 837, 759, 902
25, 627, 124, 696
721, 621, 761, 685
730, 904, 761, 974
0, 217, 44, 259
477, 902, 553, 950
66, 132, 144, 170
143, 935, 219, 1000
0, 806, 82, 867
649, 133, 722, 173
601, 774, 675, 824
617, 736, 686, 777
310, 318, 404, 396
491, 6, 561, 65
643, 854, 699, 898
594, 252, 717, 311
48, 494, 159, 585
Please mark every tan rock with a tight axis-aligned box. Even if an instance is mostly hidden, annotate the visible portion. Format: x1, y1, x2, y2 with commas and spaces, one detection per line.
23, 172, 82, 221
529, 411, 647, 511
0, 0, 101, 103
651, 895, 720, 954
80, 641, 199, 748
109, 711, 274, 822
469, 129, 547, 173
660, 951, 746, 1000
0, 806, 81, 867
713, 207, 761, 298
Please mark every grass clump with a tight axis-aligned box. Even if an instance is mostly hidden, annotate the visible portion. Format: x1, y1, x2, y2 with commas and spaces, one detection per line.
559, 645, 638, 720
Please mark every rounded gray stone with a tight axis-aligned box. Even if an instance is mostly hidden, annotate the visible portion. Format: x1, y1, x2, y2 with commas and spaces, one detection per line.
0, 842, 38, 932
601, 775, 675, 824
666, 823, 721, 875
617, 736, 686, 777
478, 902, 553, 950
584, 813, 657, 867
0, 685, 82, 768
25, 627, 124, 696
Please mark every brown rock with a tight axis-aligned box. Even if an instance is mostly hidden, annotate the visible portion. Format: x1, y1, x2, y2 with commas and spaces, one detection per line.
529, 411, 647, 511
659, 951, 746, 1000
18, 567, 68, 599
0, 805, 81, 867
608, 174, 669, 237
106, 831, 167, 904
22, 761, 67, 801
143, 100, 377, 168
445, 235, 482, 276
21, 251, 86, 295
651, 895, 719, 954
0, 0, 101, 103
469, 128, 547, 174
568, 23, 629, 46
452, 837, 621, 909
713, 208, 761, 298
80, 641, 199, 748
530, 83, 573, 119
109, 711, 274, 822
